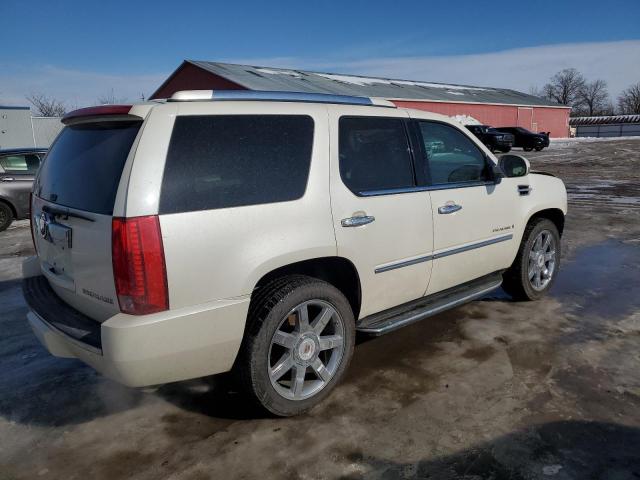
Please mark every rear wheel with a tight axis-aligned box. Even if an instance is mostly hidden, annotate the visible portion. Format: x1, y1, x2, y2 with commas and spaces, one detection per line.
0, 203, 13, 232
535, 146, 544, 151
236, 275, 355, 416
502, 218, 560, 301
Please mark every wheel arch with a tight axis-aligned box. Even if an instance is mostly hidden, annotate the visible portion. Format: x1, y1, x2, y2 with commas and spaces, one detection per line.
251, 256, 362, 320
525, 208, 565, 237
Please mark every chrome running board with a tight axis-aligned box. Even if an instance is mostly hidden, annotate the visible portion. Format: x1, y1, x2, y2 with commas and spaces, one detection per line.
356, 272, 503, 336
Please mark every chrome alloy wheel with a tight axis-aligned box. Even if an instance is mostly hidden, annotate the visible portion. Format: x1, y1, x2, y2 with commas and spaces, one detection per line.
268, 300, 345, 401
528, 229, 557, 291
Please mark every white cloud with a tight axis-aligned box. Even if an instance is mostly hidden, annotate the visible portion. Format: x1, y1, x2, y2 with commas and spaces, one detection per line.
0, 65, 167, 108
232, 40, 640, 98
2, 40, 639, 109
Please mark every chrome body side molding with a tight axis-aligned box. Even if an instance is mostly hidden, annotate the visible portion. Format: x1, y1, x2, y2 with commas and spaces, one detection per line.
374, 234, 513, 274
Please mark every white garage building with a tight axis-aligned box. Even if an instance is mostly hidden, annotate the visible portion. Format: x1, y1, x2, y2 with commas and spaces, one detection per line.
0, 106, 63, 149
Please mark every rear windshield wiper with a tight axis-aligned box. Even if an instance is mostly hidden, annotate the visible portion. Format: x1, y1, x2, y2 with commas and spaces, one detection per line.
42, 205, 95, 222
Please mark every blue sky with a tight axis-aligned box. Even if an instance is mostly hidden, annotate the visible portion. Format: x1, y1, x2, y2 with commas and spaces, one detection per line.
1, 0, 639, 107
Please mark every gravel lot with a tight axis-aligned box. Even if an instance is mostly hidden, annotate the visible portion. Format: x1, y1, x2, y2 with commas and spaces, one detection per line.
1, 138, 639, 479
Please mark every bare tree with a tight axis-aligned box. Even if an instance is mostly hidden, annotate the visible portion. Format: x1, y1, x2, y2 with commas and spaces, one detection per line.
577, 80, 610, 116
542, 68, 586, 107
601, 102, 616, 116
617, 82, 640, 115
26, 93, 66, 117
97, 89, 127, 105
528, 85, 544, 98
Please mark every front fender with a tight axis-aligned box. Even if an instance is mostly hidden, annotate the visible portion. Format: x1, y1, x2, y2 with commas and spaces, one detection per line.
514, 173, 567, 245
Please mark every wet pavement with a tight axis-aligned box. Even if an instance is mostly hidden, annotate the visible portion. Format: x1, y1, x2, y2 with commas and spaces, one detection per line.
1, 139, 640, 479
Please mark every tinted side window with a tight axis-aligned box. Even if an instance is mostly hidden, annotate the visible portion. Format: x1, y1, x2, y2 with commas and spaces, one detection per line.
418, 121, 488, 185
0, 154, 40, 174
160, 115, 314, 214
339, 117, 414, 193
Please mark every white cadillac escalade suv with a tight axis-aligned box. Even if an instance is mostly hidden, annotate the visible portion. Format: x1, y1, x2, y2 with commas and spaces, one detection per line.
23, 91, 567, 416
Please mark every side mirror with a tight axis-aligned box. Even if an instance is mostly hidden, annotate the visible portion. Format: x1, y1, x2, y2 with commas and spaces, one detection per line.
499, 154, 530, 178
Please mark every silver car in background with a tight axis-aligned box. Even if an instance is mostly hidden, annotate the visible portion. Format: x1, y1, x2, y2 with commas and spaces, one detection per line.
0, 148, 47, 231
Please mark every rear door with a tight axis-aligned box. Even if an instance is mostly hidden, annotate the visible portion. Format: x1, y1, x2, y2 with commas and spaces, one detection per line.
329, 108, 434, 318
0, 153, 41, 217
32, 119, 143, 321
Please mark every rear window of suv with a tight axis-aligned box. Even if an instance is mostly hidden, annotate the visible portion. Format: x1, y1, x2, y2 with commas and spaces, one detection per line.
35, 121, 141, 215
159, 115, 314, 214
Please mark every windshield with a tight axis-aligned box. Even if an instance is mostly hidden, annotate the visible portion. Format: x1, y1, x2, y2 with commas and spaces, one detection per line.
35, 121, 141, 215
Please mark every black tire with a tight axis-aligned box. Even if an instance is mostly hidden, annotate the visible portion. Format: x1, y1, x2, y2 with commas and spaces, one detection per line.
523, 146, 533, 152
500, 147, 512, 153
488, 145, 496, 153
502, 218, 561, 301
235, 275, 355, 416
0, 202, 13, 232
535, 146, 544, 151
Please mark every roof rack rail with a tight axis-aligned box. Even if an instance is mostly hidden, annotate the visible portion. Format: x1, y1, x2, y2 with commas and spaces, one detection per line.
168, 90, 396, 107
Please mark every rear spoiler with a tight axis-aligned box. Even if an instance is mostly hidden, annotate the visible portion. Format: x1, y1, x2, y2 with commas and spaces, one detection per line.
62, 105, 140, 125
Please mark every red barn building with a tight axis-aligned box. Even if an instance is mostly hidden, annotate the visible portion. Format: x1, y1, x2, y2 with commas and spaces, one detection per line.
151, 61, 571, 137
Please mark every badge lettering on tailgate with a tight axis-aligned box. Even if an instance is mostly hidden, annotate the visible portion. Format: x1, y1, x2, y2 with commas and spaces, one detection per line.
82, 288, 114, 305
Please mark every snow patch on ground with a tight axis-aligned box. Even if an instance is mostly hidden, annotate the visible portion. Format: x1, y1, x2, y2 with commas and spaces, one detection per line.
551, 136, 640, 143
548, 136, 640, 148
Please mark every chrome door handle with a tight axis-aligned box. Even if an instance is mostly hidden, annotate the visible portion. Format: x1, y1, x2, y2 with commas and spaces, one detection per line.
0, 177, 15, 182
438, 204, 462, 214
341, 215, 375, 227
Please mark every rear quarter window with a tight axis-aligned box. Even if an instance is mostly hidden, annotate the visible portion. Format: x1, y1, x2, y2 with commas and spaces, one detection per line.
159, 115, 314, 214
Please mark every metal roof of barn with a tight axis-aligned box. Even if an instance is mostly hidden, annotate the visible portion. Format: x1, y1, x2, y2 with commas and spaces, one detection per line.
570, 114, 640, 126
181, 60, 566, 108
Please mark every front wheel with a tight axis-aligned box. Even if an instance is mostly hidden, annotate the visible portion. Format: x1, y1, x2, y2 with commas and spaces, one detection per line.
236, 275, 355, 416
0, 203, 13, 232
500, 147, 512, 153
502, 218, 560, 301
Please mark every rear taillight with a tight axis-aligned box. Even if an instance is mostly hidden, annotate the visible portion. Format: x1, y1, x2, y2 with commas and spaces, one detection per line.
112, 215, 168, 315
